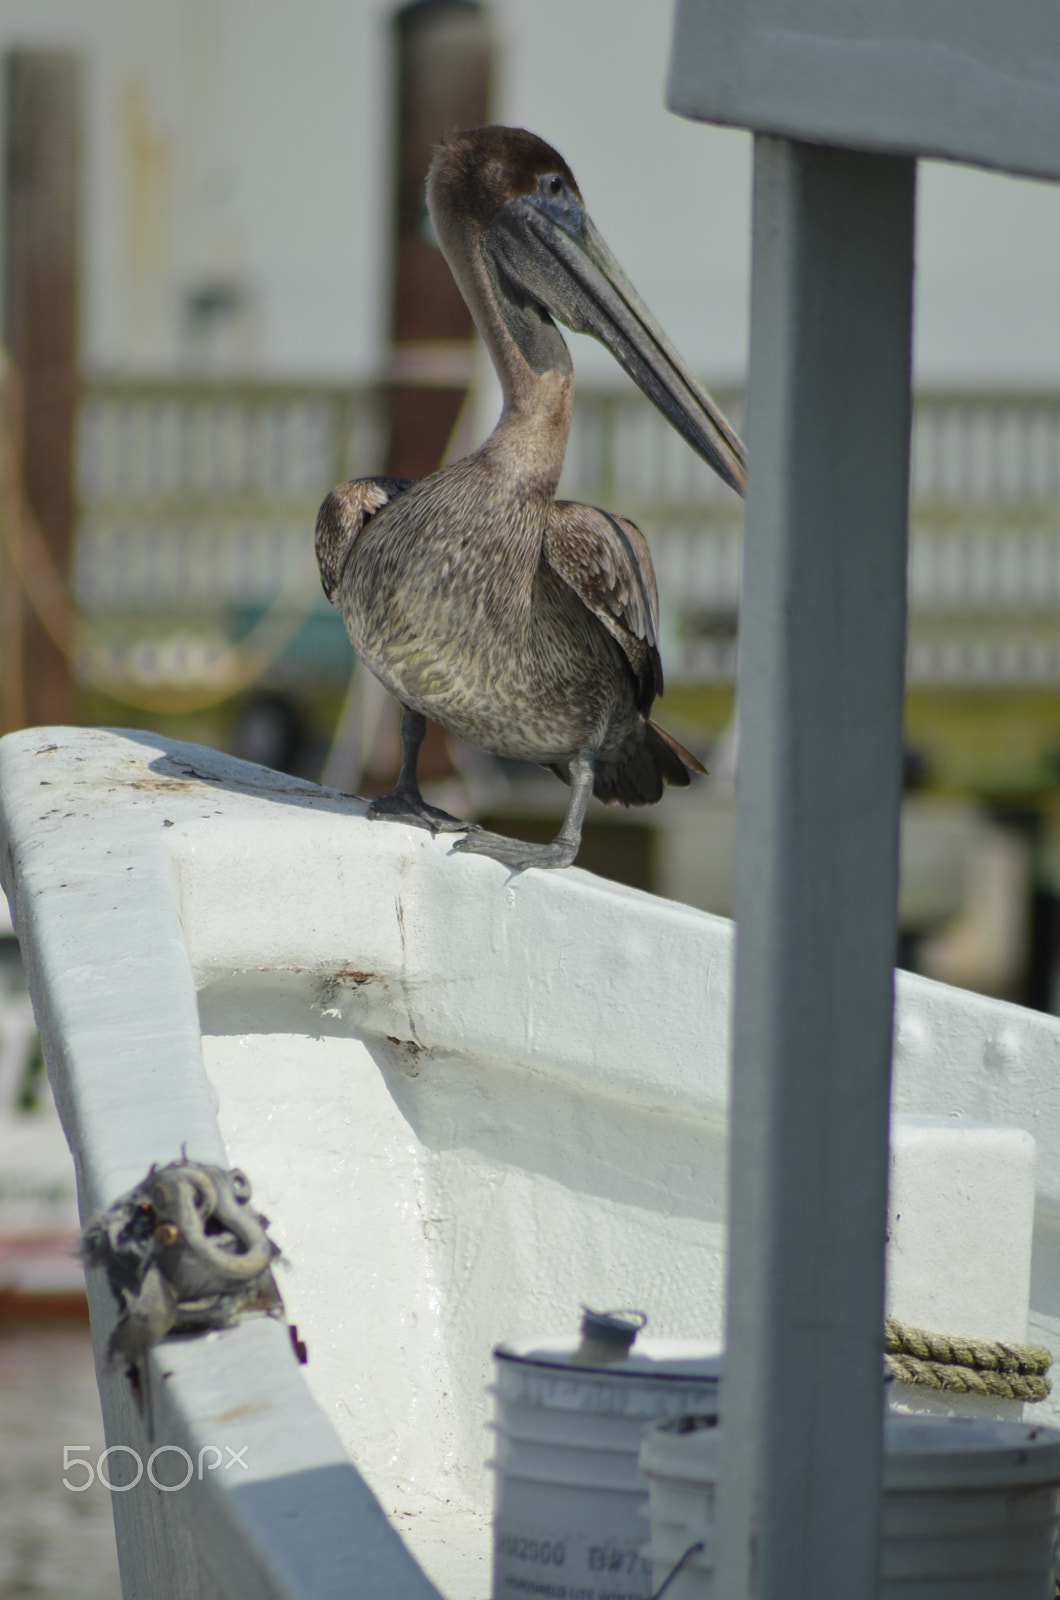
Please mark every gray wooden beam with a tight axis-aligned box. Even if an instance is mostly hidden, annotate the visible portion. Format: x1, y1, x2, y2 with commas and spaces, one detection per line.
716, 137, 915, 1600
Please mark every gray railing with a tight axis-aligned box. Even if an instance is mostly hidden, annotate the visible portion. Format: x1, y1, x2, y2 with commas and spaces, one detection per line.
73, 377, 1060, 690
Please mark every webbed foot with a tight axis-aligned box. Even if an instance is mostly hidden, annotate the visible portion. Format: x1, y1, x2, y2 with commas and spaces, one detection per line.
367, 786, 477, 836
451, 828, 579, 871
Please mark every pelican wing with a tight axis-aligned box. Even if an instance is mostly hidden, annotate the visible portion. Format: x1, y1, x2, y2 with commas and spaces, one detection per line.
545, 501, 663, 710
315, 476, 414, 602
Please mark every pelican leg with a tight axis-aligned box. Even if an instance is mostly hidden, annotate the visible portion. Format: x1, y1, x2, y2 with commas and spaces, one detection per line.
367, 705, 475, 835
453, 748, 595, 870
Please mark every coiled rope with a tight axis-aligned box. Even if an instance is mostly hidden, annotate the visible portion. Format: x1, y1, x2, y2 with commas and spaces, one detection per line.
885, 1316, 1052, 1402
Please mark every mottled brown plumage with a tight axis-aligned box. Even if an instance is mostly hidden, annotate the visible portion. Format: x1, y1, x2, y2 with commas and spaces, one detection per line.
316, 126, 744, 869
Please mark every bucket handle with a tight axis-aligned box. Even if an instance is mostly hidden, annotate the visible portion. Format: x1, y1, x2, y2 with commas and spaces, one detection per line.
650, 1540, 706, 1600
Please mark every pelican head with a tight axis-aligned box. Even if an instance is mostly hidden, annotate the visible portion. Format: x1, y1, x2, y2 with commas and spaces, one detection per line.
428, 125, 745, 495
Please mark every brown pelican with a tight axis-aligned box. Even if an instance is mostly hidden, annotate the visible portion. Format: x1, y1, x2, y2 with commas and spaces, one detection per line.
316, 126, 744, 869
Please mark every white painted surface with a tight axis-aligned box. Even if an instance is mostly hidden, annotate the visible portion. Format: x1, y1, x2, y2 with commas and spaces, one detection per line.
888, 1118, 1037, 1346
886, 1116, 1038, 1423
4, 727, 1060, 1594
668, 0, 1060, 183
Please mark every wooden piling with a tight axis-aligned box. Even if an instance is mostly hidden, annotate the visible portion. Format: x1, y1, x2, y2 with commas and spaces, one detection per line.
3, 51, 81, 732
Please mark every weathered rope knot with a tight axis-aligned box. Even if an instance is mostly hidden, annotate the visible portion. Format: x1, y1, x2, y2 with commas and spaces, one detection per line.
885, 1316, 1053, 1402
78, 1155, 284, 1365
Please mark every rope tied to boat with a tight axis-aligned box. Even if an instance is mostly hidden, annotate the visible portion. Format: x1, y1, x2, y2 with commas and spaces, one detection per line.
78, 1156, 285, 1366
885, 1315, 1052, 1402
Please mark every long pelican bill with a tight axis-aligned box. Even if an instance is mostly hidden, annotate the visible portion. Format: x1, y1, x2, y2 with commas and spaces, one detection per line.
488, 186, 746, 496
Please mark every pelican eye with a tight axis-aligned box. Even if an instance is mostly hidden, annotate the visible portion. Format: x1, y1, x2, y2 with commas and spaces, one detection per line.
547, 175, 563, 196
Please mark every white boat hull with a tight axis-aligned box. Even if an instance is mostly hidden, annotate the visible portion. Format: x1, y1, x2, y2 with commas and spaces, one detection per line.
2, 727, 1058, 1597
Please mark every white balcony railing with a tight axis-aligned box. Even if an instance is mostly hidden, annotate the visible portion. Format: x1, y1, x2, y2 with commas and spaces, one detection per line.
71, 377, 1060, 689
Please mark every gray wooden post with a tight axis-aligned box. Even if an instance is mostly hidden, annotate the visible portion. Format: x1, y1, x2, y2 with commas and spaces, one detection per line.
715, 137, 916, 1600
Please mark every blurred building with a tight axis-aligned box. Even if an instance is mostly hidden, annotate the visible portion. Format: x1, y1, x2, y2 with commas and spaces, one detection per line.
0, 0, 1058, 382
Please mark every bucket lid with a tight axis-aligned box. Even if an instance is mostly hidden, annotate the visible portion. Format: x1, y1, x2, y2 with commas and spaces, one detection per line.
639, 1414, 720, 1484
883, 1415, 1060, 1491
495, 1335, 723, 1382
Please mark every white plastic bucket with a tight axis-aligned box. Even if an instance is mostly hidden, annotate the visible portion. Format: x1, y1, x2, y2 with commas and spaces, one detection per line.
490, 1332, 721, 1600
639, 1412, 1060, 1600
881, 1415, 1060, 1598
638, 1416, 717, 1600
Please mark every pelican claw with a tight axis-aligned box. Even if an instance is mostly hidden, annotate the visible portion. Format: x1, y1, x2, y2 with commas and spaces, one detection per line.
451, 828, 578, 871
367, 787, 477, 836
